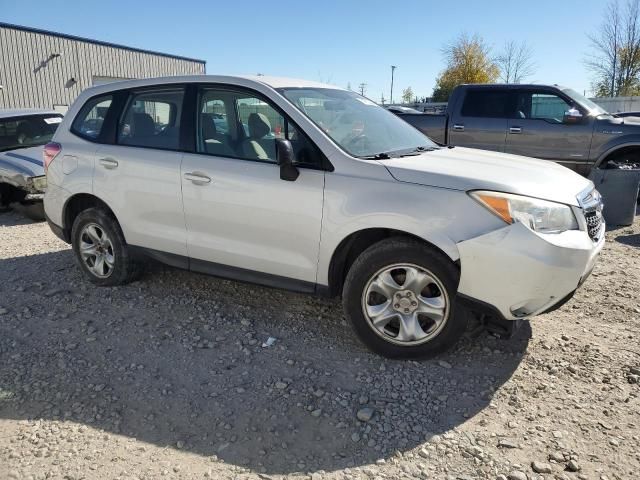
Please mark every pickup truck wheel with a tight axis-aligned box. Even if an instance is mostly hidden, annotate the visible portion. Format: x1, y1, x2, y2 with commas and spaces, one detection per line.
71, 208, 139, 286
343, 238, 464, 358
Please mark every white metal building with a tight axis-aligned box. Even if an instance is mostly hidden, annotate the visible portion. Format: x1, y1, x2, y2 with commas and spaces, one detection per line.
0, 22, 206, 112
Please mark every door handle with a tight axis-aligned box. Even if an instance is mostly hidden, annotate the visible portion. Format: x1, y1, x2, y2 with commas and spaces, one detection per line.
99, 158, 118, 169
509, 127, 522, 134
184, 172, 212, 184
452, 124, 465, 131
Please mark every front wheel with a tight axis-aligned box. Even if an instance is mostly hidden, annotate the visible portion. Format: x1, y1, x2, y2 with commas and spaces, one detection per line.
343, 238, 465, 359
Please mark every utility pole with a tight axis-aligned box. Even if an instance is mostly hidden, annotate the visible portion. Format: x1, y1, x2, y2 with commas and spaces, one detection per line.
390, 65, 397, 103
358, 83, 367, 96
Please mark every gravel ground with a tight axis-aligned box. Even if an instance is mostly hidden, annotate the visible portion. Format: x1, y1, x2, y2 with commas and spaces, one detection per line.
0, 210, 639, 480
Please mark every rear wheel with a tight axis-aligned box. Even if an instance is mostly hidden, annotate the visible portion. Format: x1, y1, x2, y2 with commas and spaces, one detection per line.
71, 208, 139, 286
343, 238, 465, 359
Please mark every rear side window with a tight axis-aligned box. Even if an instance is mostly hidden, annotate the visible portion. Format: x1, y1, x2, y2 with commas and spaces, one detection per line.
71, 96, 113, 140
460, 90, 512, 118
118, 88, 184, 150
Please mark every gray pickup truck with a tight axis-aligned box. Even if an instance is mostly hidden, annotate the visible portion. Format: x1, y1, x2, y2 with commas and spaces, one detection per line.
395, 84, 640, 176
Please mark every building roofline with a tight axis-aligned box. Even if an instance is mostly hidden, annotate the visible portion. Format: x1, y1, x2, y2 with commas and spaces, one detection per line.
0, 22, 206, 65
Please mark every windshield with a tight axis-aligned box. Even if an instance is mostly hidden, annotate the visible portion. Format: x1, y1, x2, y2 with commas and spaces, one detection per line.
562, 88, 609, 116
279, 88, 437, 157
0, 114, 63, 152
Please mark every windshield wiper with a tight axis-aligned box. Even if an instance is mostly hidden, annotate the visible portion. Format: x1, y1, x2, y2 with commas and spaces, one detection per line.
396, 146, 438, 157
357, 152, 392, 160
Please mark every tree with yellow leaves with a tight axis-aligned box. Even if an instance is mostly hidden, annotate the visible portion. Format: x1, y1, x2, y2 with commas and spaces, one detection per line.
432, 34, 499, 102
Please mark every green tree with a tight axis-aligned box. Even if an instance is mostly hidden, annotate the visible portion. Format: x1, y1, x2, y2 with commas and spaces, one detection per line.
432, 33, 499, 102
401, 86, 414, 103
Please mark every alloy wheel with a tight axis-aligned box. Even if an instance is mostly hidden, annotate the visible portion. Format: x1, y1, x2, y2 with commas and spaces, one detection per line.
361, 263, 450, 346
79, 223, 115, 278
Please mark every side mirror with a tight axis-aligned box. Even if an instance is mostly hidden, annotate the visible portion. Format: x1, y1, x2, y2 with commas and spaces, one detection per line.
276, 138, 299, 181
563, 107, 584, 124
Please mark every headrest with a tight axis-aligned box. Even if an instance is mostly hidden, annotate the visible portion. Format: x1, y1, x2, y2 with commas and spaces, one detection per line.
201, 113, 217, 139
248, 113, 271, 139
133, 113, 155, 137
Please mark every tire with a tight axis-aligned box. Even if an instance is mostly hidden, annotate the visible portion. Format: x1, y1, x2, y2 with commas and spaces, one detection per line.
71, 207, 140, 286
12, 201, 45, 221
342, 237, 465, 359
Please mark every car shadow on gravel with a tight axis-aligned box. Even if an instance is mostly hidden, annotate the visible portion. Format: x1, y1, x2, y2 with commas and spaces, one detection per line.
615, 232, 640, 247
0, 250, 531, 475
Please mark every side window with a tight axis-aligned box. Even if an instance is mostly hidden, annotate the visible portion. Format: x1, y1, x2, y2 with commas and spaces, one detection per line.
195, 88, 323, 168
517, 92, 571, 123
118, 88, 184, 150
460, 90, 512, 118
71, 95, 113, 140
197, 90, 235, 157
236, 96, 285, 163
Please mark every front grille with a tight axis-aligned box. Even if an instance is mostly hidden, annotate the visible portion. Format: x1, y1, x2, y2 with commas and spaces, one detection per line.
578, 186, 604, 242
584, 210, 602, 241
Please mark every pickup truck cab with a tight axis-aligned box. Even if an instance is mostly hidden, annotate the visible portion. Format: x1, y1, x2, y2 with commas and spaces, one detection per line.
44, 75, 604, 358
396, 84, 640, 176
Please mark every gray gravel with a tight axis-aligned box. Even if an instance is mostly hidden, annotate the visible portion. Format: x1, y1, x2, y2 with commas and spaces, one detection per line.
1, 209, 639, 479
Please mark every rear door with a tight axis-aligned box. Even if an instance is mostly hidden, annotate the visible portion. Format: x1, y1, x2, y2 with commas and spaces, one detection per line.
92, 87, 187, 257
504, 88, 594, 168
448, 88, 513, 152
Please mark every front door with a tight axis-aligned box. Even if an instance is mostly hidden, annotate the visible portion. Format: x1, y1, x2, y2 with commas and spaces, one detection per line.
180, 86, 325, 287
504, 89, 594, 170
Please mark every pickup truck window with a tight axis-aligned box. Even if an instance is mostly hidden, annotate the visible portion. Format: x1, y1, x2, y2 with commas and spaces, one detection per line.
460, 90, 513, 118
279, 87, 436, 158
515, 92, 571, 123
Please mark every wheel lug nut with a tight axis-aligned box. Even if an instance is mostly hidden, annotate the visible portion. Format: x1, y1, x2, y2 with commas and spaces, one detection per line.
404, 308, 410, 313
411, 301, 417, 306
394, 303, 400, 308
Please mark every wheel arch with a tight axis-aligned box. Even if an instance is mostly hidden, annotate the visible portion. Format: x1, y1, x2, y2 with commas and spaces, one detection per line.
326, 227, 459, 297
595, 142, 640, 168
61, 193, 119, 242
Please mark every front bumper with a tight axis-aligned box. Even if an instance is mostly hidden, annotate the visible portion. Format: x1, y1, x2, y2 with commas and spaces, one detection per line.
457, 221, 604, 320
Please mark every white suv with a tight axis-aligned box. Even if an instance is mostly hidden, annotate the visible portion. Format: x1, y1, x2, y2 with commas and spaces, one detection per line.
44, 75, 604, 358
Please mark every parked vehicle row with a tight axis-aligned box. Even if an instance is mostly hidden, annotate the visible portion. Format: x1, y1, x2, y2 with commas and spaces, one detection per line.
43, 75, 604, 358
392, 84, 640, 177
0, 109, 62, 220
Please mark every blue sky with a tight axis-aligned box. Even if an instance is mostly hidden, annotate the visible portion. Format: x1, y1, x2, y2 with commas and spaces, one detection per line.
4, 0, 605, 101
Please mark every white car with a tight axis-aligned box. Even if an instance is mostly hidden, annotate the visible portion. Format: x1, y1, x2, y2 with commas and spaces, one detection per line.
43, 75, 604, 358
0, 109, 63, 219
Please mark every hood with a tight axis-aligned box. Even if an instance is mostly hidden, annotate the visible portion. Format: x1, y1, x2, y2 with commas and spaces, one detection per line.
0, 146, 45, 178
381, 147, 592, 206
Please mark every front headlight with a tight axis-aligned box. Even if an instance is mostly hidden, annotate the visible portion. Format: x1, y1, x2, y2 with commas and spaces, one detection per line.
470, 190, 578, 233
30, 175, 48, 192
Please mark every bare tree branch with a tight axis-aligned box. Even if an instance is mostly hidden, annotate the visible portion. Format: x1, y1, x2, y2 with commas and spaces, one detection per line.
586, 0, 640, 96
496, 41, 536, 83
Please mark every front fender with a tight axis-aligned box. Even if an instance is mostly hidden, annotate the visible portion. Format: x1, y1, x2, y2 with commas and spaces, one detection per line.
317, 172, 505, 286
594, 136, 640, 167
